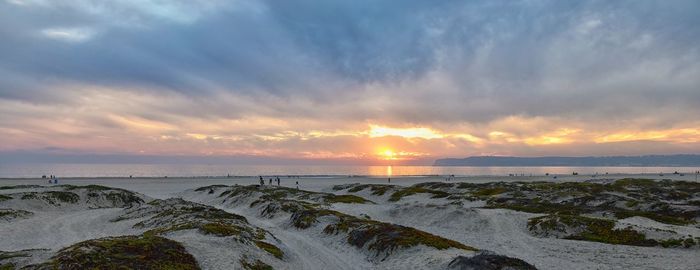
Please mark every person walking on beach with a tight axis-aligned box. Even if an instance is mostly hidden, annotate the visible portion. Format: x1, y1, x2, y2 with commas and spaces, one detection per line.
295, 181, 299, 190
259, 177, 264, 187
276, 177, 280, 186
269, 178, 272, 185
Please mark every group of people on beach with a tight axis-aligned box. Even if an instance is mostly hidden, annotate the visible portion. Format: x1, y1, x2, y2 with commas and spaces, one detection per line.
42, 175, 59, 184
259, 176, 299, 189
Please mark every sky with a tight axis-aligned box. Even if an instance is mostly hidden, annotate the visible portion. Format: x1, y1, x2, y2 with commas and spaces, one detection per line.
1, 0, 699, 165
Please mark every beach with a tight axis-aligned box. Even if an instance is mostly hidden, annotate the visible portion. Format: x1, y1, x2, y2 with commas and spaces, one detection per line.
1, 174, 699, 269
1, 173, 697, 197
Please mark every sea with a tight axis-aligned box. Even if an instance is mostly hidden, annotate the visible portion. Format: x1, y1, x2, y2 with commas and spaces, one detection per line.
0, 163, 698, 178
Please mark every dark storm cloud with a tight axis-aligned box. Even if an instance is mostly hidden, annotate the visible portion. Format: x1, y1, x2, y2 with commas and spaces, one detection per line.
1, 0, 699, 124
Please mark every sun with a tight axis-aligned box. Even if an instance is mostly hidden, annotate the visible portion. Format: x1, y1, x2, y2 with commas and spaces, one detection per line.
381, 149, 396, 160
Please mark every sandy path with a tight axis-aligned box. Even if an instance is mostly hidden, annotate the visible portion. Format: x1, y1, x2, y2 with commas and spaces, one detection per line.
248, 216, 368, 270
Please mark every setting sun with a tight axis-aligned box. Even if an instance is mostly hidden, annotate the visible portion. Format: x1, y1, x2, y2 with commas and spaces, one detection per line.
381, 149, 396, 160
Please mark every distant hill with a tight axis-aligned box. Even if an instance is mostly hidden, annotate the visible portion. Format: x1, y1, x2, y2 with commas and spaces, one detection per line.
433, 155, 700, 167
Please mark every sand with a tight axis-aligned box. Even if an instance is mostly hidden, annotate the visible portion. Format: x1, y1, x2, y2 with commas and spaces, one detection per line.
1, 173, 699, 269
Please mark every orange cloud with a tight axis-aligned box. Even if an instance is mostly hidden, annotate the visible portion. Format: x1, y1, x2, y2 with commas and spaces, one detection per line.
524, 128, 581, 145
595, 128, 700, 143
369, 125, 443, 139
2, 86, 699, 162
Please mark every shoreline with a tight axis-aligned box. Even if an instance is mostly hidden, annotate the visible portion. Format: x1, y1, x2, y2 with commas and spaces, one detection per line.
2, 164, 698, 180
1, 172, 698, 181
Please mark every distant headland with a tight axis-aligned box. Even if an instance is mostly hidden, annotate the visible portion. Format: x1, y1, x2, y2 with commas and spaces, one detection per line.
433, 154, 700, 167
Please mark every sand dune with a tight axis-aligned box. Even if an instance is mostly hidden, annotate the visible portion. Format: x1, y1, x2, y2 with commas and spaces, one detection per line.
1, 174, 698, 269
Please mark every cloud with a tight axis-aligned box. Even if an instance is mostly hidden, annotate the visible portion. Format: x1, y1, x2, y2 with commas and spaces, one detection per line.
41, 27, 95, 42
368, 125, 443, 140
5, 0, 240, 25
0, 0, 699, 161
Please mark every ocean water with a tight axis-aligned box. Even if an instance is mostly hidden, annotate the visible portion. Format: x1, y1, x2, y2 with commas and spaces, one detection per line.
0, 163, 698, 178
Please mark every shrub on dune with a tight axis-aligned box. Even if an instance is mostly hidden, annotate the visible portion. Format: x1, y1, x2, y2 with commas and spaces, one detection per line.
26, 235, 200, 270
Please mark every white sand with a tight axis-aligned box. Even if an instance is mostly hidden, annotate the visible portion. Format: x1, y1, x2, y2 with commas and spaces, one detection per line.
1, 173, 699, 270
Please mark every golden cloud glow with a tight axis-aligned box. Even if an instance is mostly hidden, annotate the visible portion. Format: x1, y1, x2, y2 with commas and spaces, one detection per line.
524, 128, 581, 145
450, 133, 484, 143
488, 131, 518, 143
2, 87, 698, 163
108, 115, 176, 132
374, 146, 430, 161
298, 151, 366, 159
186, 133, 208, 140
369, 125, 443, 139
595, 128, 700, 143
305, 130, 363, 139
